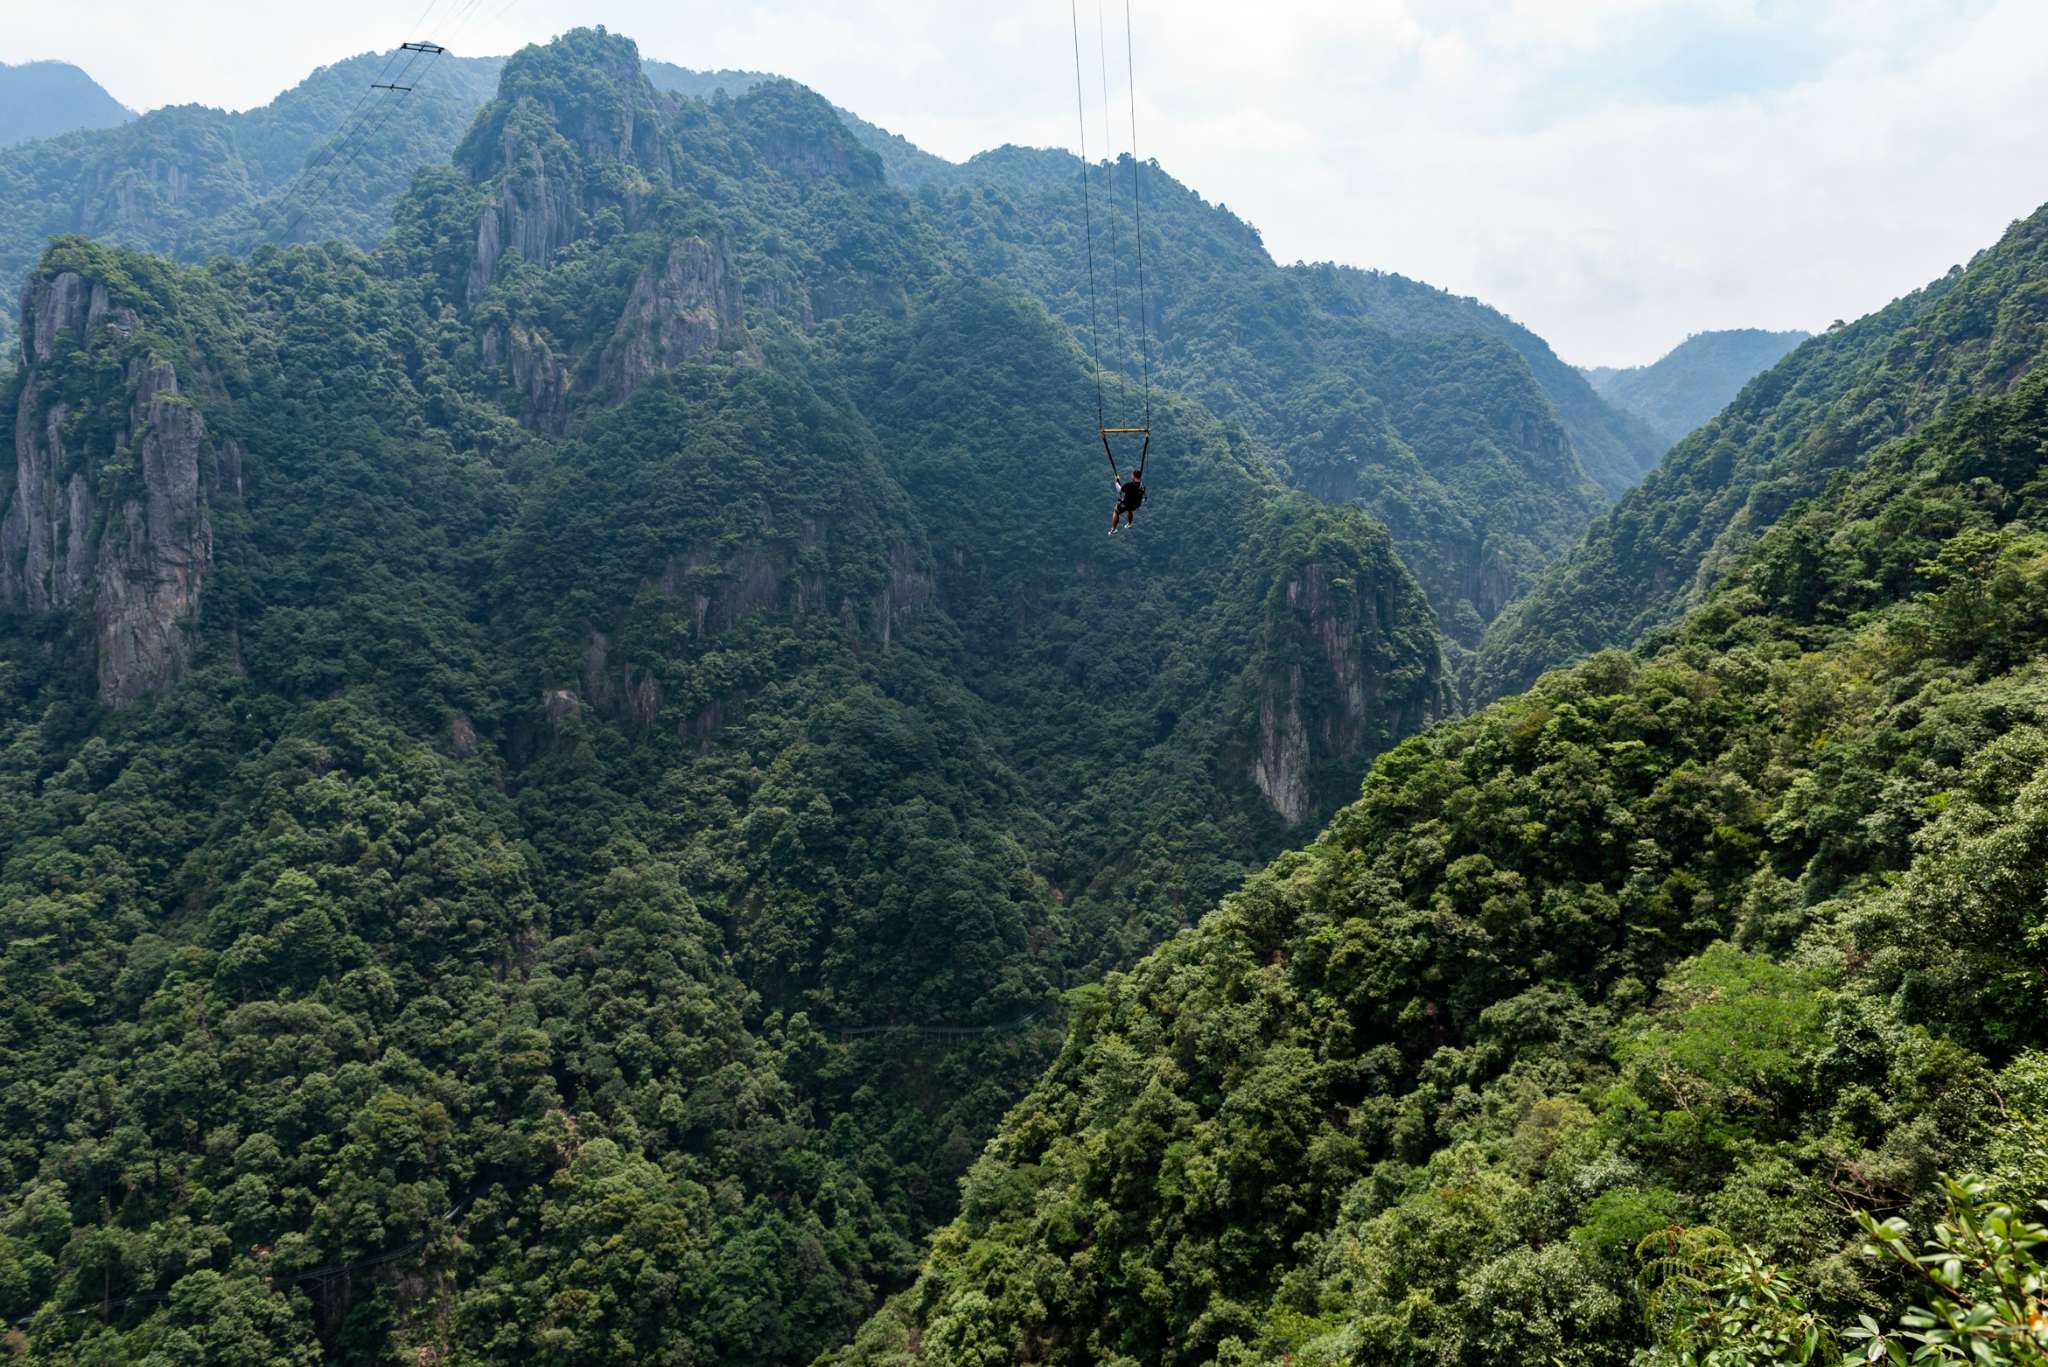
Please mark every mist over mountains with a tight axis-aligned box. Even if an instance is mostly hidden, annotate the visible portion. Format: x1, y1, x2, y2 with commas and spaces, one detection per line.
0, 26, 2043, 1367
0, 60, 134, 149
1582, 327, 1811, 441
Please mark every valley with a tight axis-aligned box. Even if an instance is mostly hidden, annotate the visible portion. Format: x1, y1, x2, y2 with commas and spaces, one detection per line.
0, 24, 2041, 1367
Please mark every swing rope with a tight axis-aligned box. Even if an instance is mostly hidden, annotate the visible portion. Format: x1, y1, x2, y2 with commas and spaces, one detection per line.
1123, 0, 1152, 476
1072, 0, 1152, 481
1069, 0, 1115, 477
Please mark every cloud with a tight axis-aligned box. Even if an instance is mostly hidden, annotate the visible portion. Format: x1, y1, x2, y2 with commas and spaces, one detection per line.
5, 0, 2045, 364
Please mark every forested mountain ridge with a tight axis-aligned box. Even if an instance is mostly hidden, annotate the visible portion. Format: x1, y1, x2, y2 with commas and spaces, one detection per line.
1583, 327, 1810, 441
1321, 263, 1673, 497
0, 31, 1451, 1362
0, 50, 504, 352
915, 158, 1611, 695
632, 52, 1666, 511
837, 306, 2048, 1367
1478, 207, 2048, 702
2, 48, 1655, 697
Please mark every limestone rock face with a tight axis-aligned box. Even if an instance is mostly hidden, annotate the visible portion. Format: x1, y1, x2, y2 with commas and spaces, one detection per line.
505, 325, 570, 434
1251, 665, 1314, 827
465, 155, 583, 305
601, 236, 749, 402
459, 33, 678, 306
1251, 564, 1379, 827
1, 395, 94, 610
0, 271, 213, 710
96, 360, 212, 709
1244, 550, 1446, 827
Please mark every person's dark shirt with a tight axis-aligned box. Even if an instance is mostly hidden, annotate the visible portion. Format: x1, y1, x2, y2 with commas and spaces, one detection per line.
1120, 479, 1145, 511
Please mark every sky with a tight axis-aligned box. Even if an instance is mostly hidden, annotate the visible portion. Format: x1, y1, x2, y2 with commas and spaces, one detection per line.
5, 0, 2046, 367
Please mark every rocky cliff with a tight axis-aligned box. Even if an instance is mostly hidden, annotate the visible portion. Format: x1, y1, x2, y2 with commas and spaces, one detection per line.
1240, 503, 1449, 827
600, 235, 752, 401
1, 268, 212, 709
94, 357, 211, 708
458, 30, 678, 306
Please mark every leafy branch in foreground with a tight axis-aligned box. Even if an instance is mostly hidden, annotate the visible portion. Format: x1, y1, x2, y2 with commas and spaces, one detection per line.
1854, 1175, 2048, 1367
1633, 1154, 2048, 1367
1635, 1224, 1839, 1367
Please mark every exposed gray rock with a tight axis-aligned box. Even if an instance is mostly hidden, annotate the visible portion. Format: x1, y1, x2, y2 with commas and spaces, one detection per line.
465, 152, 582, 304
96, 359, 213, 709
2, 269, 216, 709
1246, 557, 1444, 826
872, 542, 930, 651
543, 687, 580, 727
1, 395, 95, 610
28, 270, 89, 359
582, 630, 662, 729
1251, 664, 1313, 826
505, 325, 570, 434
601, 236, 750, 402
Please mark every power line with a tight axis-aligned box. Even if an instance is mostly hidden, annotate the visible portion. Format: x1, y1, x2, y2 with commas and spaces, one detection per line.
275, 42, 446, 243
1094, 0, 1131, 428
1122, 0, 1152, 446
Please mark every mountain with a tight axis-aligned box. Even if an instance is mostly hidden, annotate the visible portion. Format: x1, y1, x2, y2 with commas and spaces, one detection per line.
637, 65, 1664, 498
1478, 217, 2048, 702
637, 63, 1616, 696
838, 269, 2048, 1367
1583, 327, 1811, 440
642, 62, 1677, 681
640, 60, 1088, 197
1327, 265, 1674, 497
0, 49, 1644, 697
911, 156, 1615, 695
0, 49, 504, 352
2, 26, 2044, 1367
0, 60, 134, 148
0, 31, 1452, 1361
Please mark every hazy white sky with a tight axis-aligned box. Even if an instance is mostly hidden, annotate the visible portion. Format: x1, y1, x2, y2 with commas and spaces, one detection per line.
6, 0, 2045, 367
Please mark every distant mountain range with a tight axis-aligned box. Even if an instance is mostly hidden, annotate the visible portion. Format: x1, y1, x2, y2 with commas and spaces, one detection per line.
0, 52, 1663, 501
1582, 327, 1810, 440
0, 60, 134, 148
5, 34, 2046, 1367
0, 47, 1677, 702
1482, 241, 2045, 700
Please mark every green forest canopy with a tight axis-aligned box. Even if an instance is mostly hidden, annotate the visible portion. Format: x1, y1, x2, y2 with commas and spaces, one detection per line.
3, 43, 1667, 695
3, 24, 2042, 1367
1479, 215, 2048, 703
841, 322, 2048, 1367
0, 31, 1453, 1363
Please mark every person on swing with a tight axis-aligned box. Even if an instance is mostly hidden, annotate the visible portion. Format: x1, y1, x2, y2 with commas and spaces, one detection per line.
1110, 468, 1145, 534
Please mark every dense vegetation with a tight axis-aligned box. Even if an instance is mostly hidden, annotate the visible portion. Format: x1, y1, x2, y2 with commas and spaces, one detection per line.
9, 26, 2035, 1367
637, 66, 1645, 687
841, 340, 2048, 1367
1481, 212, 2048, 702
3, 46, 1660, 699
0, 32, 1455, 1364
1322, 264, 1672, 498
1583, 328, 1810, 441
910, 158, 1623, 693
0, 49, 503, 352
